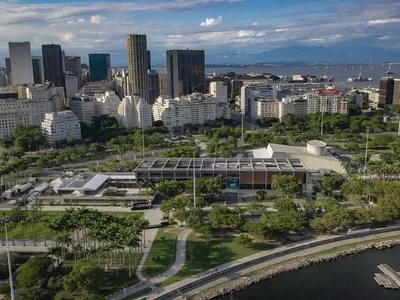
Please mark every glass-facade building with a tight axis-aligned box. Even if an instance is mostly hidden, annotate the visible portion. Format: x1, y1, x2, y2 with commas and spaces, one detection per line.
166, 50, 205, 98
42, 44, 65, 90
89, 54, 111, 82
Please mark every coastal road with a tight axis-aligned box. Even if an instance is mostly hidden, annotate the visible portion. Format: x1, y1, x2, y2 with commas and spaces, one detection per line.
150, 230, 400, 300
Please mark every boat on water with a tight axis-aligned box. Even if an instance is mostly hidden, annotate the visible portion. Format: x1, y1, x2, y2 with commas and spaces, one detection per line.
386, 71, 395, 75
347, 73, 373, 83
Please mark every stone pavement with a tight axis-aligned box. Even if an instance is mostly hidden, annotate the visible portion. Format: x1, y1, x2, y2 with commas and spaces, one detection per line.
110, 228, 191, 300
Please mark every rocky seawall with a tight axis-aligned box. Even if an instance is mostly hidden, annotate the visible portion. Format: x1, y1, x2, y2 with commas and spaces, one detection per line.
194, 240, 400, 300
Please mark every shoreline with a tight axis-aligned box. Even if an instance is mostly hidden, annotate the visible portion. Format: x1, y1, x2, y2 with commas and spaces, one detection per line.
193, 239, 400, 300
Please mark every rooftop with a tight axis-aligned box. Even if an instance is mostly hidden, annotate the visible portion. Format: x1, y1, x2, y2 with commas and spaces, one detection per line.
58, 174, 109, 191
135, 158, 307, 172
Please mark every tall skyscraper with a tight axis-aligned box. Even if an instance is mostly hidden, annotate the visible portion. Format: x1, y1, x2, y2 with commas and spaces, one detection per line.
147, 50, 151, 71
65, 56, 82, 88
32, 56, 44, 84
127, 34, 149, 101
148, 70, 160, 104
159, 74, 168, 97
166, 50, 205, 98
9, 42, 34, 85
393, 79, 400, 105
379, 77, 394, 105
5, 58, 11, 84
42, 44, 66, 90
89, 53, 111, 82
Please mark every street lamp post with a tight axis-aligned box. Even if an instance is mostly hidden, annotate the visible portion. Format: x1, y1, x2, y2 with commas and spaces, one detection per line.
2, 216, 15, 300
364, 126, 371, 174
241, 111, 244, 143
320, 111, 324, 136
193, 151, 196, 207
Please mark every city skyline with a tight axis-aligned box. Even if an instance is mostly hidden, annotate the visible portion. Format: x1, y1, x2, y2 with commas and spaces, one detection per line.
0, 0, 399, 65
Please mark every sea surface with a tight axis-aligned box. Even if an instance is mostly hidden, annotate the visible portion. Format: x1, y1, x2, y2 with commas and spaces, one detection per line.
221, 247, 400, 300
154, 64, 400, 88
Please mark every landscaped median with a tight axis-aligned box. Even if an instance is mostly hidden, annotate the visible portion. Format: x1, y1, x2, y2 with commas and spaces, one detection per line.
151, 227, 400, 300
142, 227, 182, 278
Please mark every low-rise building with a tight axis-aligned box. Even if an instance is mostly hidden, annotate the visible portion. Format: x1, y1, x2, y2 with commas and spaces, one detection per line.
41, 111, 81, 144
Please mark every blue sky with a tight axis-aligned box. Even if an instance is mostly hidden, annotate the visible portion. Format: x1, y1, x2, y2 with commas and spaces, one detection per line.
1, 0, 400, 65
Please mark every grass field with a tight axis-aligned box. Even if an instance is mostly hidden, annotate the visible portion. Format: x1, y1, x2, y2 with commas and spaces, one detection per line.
159, 233, 276, 287
142, 227, 182, 278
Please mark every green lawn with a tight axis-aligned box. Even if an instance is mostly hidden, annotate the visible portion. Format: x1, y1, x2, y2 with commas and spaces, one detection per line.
142, 227, 182, 278
159, 233, 276, 287
193, 135, 209, 142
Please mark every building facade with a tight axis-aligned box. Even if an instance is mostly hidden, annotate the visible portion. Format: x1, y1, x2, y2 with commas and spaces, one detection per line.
89, 54, 111, 82
210, 81, 228, 103
251, 99, 279, 119
65, 74, 79, 98
134, 158, 307, 190
166, 50, 205, 98
65, 56, 82, 88
393, 79, 400, 105
41, 111, 81, 144
127, 35, 149, 101
0, 82, 65, 138
118, 95, 152, 129
152, 97, 191, 130
9, 42, 34, 85
379, 77, 394, 105
95, 91, 121, 118
241, 85, 277, 115
42, 44, 66, 91
69, 97, 95, 124
159, 73, 168, 96
32, 56, 44, 84
279, 99, 308, 120
305, 90, 349, 114
148, 70, 160, 104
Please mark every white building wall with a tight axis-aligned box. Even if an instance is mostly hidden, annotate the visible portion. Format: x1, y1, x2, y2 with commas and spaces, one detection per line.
41, 111, 81, 144
279, 100, 308, 120
241, 85, 277, 115
66, 75, 79, 98
210, 81, 228, 103
251, 99, 279, 119
152, 96, 191, 130
69, 97, 95, 124
118, 95, 152, 129
95, 91, 121, 118
9, 42, 34, 85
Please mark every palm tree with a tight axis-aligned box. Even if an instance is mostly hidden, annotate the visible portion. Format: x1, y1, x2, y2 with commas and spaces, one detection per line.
8, 221, 16, 246
18, 220, 26, 246
47, 246, 62, 271
55, 231, 72, 273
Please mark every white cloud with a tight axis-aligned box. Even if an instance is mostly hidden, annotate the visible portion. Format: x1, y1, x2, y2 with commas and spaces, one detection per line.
252, 22, 258, 26
275, 28, 288, 32
91, 15, 106, 24
238, 30, 256, 37
368, 18, 400, 25
200, 16, 222, 27
377, 35, 390, 40
61, 32, 75, 41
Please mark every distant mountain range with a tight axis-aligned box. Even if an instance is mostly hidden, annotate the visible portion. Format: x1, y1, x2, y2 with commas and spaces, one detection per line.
209, 45, 400, 64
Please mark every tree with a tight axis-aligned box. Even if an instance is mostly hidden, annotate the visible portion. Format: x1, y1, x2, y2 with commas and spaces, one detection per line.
273, 198, 297, 212
321, 174, 344, 196
63, 259, 104, 295
157, 180, 187, 199
17, 257, 51, 288
256, 190, 269, 202
244, 222, 270, 242
208, 206, 244, 229
272, 175, 302, 197
174, 209, 189, 226
262, 210, 307, 235
235, 234, 253, 248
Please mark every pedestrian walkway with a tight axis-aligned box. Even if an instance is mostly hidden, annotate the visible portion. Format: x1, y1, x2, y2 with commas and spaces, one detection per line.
136, 228, 159, 282
111, 228, 191, 300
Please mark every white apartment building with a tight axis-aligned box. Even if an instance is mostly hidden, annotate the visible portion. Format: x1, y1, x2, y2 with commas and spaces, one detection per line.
41, 111, 81, 144
69, 97, 95, 124
279, 99, 308, 120
251, 99, 279, 119
0, 82, 65, 139
65, 74, 79, 98
118, 95, 152, 129
8, 42, 34, 85
185, 93, 231, 124
241, 85, 277, 115
305, 90, 349, 114
94, 91, 121, 118
209, 81, 228, 103
152, 96, 191, 130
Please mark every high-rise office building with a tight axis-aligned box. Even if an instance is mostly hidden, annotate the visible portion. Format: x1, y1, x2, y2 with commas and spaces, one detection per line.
127, 34, 149, 101
147, 50, 151, 71
89, 53, 111, 82
65, 56, 82, 88
393, 79, 400, 105
9, 42, 34, 85
159, 74, 168, 96
148, 70, 160, 104
5, 58, 11, 85
32, 56, 44, 84
42, 44, 66, 91
166, 50, 205, 98
379, 77, 394, 105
